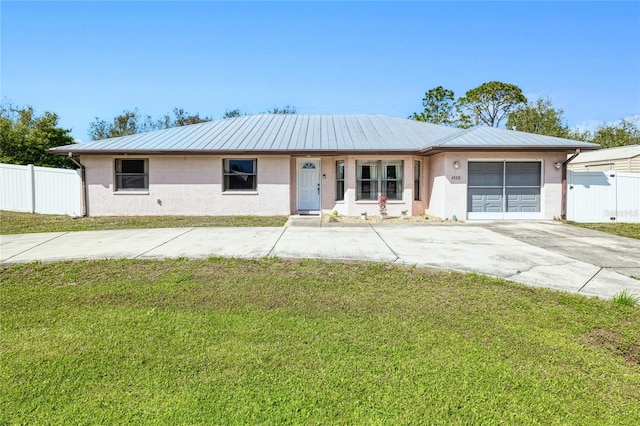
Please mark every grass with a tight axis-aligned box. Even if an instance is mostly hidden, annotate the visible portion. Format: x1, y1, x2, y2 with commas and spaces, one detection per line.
2, 258, 639, 424
613, 289, 640, 307
568, 221, 640, 240
0, 210, 288, 234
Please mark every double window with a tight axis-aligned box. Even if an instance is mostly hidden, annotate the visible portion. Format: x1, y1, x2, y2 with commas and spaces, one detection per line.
356, 160, 403, 200
223, 159, 257, 191
115, 159, 148, 191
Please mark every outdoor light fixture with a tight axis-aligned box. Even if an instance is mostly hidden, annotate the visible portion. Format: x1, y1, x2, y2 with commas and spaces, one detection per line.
554, 161, 562, 169
453, 161, 460, 169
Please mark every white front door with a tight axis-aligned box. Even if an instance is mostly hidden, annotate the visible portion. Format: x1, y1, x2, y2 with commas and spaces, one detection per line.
297, 159, 321, 211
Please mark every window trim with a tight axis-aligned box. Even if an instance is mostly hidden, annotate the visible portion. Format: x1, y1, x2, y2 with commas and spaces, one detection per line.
223, 158, 257, 192
114, 158, 149, 192
414, 160, 421, 201
356, 160, 403, 201
336, 160, 345, 201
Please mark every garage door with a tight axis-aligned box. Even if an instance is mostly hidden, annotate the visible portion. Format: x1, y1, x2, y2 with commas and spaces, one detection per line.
468, 161, 542, 219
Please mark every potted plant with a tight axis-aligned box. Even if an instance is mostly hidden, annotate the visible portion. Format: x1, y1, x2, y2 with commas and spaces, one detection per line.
378, 195, 388, 218
360, 211, 368, 220
401, 209, 408, 219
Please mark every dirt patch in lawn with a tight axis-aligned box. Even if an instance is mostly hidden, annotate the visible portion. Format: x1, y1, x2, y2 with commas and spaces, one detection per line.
587, 328, 640, 366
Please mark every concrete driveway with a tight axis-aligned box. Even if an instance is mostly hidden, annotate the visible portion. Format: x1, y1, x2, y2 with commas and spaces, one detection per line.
1, 221, 638, 300
481, 221, 640, 278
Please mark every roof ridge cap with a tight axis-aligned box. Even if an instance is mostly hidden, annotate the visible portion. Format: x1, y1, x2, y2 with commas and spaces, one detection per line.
432, 125, 481, 146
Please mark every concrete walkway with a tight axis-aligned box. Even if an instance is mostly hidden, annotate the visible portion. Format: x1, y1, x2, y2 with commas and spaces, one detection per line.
1, 220, 639, 300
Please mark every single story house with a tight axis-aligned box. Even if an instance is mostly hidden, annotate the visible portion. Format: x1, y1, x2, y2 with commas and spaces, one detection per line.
567, 144, 640, 172
50, 114, 599, 220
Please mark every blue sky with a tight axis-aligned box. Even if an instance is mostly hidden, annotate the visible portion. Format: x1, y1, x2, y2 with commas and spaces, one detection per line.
2, 1, 639, 141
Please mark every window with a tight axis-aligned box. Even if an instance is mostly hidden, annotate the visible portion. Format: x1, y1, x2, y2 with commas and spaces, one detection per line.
414, 160, 421, 201
356, 160, 403, 200
336, 160, 345, 201
224, 159, 257, 191
382, 161, 403, 200
357, 161, 378, 200
115, 159, 148, 191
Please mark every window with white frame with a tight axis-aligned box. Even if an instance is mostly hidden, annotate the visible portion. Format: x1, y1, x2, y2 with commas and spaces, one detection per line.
223, 159, 257, 191
356, 160, 403, 200
336, 160, 345, 201
414, 160, 421, 201
115, 158, 148, 191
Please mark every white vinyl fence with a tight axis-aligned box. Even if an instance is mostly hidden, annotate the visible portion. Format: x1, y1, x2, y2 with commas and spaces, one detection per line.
0, 163, 83, 216
567, 171, 640, 223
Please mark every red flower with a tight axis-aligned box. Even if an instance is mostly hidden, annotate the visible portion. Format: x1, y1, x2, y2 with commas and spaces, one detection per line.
378, 195, 387, 210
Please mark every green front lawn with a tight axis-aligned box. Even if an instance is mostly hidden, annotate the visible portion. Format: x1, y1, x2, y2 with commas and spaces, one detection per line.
568, 221, 640, 240
1, 258, 639, 424
0, 210, 287, 234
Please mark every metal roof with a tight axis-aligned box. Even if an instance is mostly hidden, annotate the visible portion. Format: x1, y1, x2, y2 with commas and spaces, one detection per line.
429, 125, 601, 150
568, 144, 639, 163
50, 114, 599, 155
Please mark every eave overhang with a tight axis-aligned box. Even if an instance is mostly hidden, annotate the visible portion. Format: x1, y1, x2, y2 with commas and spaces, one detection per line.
50, 145, 601, 157
418, 145, 601, 155
48, 148, 424, 157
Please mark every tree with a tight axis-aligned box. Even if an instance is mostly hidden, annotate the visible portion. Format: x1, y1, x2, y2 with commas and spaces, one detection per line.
265, 105, 296, 114
157, 108, 211, 128
590, 118, 640, 148
459, 81, 527, 127
88, 108, 211, 140
566, 128, 592, 142
223, 109, 244, 119
0, 102, 75, 168
563, 117, 640, 147
410, 86, 466, 126
506, 98, 570, 138
88, 109, 149, 140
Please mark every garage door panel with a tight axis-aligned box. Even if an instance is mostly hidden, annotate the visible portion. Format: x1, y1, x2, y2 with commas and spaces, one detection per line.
468, 188, 503, 213
506, 188, 540, 212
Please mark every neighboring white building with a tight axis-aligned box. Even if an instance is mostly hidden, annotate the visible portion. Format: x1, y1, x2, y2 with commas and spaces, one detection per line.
49, 114, 599, 219
568, 144, 640, 172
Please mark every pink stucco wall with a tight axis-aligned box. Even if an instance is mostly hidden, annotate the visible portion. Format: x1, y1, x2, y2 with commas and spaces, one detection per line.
427, 153, 447, 219
81, 152, 566, 219
318, 155, 421, 217
426, 152, 566, 220
82, 155, 291, 216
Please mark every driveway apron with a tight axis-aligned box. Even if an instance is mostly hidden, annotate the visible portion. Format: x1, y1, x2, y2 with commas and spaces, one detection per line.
481, 221, 640, 278
371, 224, 640, 298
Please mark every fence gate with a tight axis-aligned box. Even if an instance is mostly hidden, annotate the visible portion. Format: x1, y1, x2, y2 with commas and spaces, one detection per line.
567, 171, 640, 223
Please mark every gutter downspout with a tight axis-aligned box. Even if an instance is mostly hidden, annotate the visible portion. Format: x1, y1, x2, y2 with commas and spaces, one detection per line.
67, 153, 87, 217
561, 149, 581, 220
